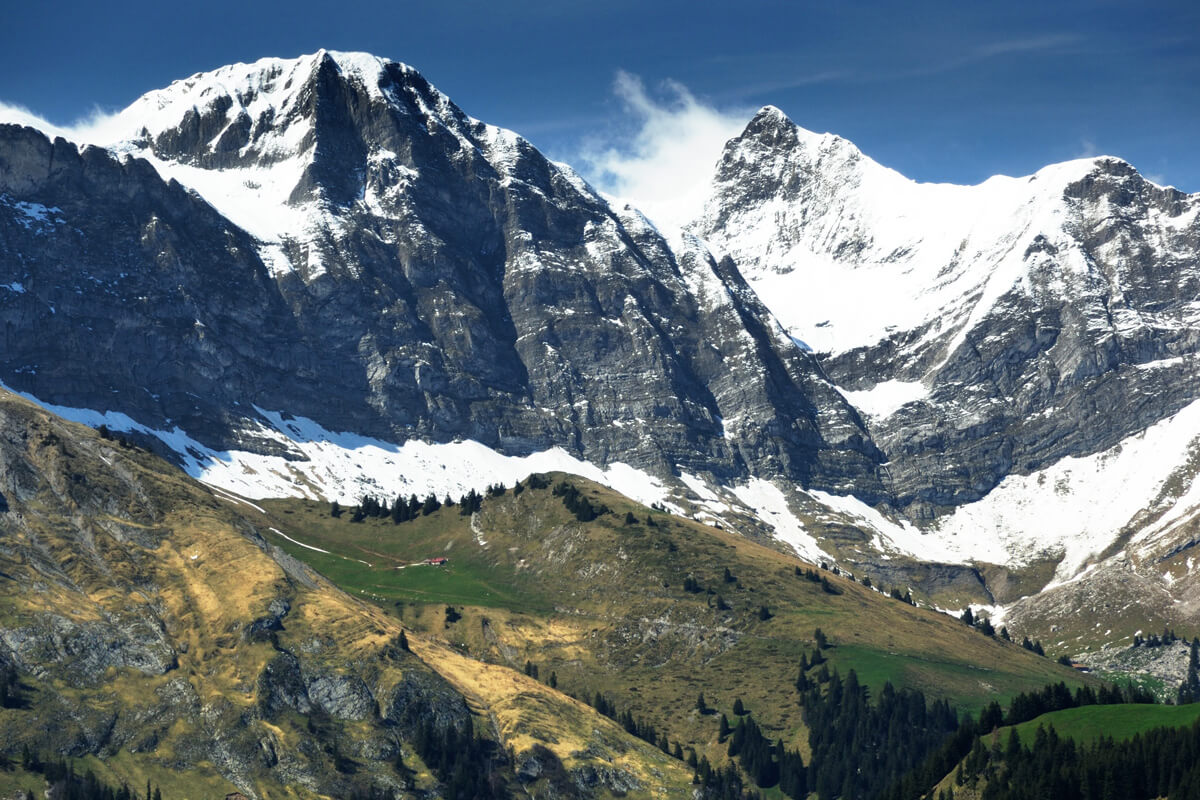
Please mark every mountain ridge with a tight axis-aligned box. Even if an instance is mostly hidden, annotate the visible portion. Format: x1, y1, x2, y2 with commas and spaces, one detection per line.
3, 50, 1200, 652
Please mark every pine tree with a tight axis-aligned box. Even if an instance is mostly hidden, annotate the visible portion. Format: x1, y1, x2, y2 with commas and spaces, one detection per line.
1178, 638, 1200, 703
696, 693, 708, 714
330, 500, 342, 518
733, 697, 746, 716
718, 714, 732, 741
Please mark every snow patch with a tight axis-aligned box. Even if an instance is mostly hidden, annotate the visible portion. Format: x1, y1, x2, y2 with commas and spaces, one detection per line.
731, 479, 826, 562
266, 527, 330, 554
839, 380, 928, 419
804, 397, 1200, 585
0, 383, 679, 515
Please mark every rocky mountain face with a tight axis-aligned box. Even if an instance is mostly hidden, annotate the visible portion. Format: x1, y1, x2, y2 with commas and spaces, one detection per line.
692, 106, 1200, 639
3, 51, 1199, 647
695, 106, 1200, 517
0, 51, 884, 502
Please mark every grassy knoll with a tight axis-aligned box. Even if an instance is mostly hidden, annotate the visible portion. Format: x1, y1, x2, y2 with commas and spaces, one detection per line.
1004, 702, 1200, 746
252, 474, 1093, 759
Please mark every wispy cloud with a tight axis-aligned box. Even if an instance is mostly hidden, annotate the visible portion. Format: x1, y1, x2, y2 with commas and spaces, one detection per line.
1077, 138, 1100, 158
971, 33, 1082, 59
717, 70, 849, 101
0, 102, 126, 146
885, 32, 1084, 82
574, 72, 753, 230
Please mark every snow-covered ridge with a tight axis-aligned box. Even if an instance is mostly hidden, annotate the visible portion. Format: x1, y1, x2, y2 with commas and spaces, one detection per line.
22, 50, 606, 283
0, 382, 683, 513
8, 371, 1200, 595
102, 50, 408, 152
804, 394, 1200, 582
694, 107, 1196, 362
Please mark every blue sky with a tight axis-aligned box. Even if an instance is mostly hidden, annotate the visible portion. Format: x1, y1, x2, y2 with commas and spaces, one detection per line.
2, 0, 1196, 194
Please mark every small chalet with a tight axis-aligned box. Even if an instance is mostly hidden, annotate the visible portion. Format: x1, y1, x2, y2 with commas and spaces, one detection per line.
424, 557, 449, 566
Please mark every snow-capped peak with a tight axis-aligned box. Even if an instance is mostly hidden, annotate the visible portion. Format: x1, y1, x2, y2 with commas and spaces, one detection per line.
54, 51, 557, 279
94, 50, 424, 164
692, 105, 1197, 361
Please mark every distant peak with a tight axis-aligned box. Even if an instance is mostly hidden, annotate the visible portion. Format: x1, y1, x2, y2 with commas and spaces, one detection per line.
732, 105, 843, 157
754, 105, 790, 123
745, 105, 795, 134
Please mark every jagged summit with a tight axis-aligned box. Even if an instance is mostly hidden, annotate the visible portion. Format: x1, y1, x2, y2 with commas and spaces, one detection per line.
696, 105, 1196, 360
693, 89, 1200, 568
736, 104, 848, 154
104, 50, 416, 154
0, 50, 888, 522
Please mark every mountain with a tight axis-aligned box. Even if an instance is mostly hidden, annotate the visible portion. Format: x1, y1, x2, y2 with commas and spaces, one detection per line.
691, 106, 1200, 643
3, 52, 1199, 653
0, 50, 885, 517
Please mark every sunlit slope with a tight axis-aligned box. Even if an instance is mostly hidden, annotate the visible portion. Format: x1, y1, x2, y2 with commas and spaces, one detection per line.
0, 390, 695, 799
255, 476, 1092, 760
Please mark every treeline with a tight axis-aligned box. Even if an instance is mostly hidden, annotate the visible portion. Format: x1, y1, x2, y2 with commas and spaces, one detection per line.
800, 670, 959, 800
583, 688, 770, 799
408, 718, 508, 800
795, 566, 842, 595
552, 481, 608, 522
0, 748, 159, 800
882, 681, 1156, 800
956, 609, 1055, 656
726, 714, 806, 795
1133, 627, 1184, 648
587, 691, 671, 755
329, 475, 613, 525
956, 719, 1200, 800
96, 425, 142, 451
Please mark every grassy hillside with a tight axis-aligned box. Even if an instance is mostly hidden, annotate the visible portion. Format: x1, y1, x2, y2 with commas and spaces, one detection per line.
1003, 702, 1200, 746
0, 391, 695, 799
252, 476, 1093, 765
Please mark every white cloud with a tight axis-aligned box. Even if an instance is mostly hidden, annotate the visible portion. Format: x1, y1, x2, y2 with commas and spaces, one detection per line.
0, 102, 127, 147
575, 72, 752, 231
